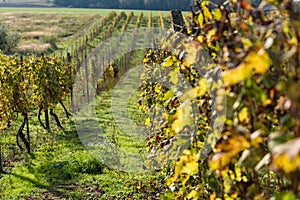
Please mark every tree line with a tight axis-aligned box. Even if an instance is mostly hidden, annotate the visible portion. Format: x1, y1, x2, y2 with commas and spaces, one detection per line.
53, 0, 191, 10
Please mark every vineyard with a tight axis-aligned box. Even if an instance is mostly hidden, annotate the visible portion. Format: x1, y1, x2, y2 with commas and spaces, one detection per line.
0, 0, 300, 199
0, 9, 172, 199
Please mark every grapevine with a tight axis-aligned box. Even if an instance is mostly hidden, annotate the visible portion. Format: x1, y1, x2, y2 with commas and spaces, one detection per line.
139, 0, 300, 199
0, 52, 75, 152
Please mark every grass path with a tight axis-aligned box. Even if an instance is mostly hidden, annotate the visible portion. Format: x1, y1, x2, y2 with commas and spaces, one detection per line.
0, 90, 161, 199
0, 49, 165, 199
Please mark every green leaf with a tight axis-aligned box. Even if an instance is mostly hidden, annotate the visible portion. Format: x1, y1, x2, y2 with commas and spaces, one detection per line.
163, 90, 174, 101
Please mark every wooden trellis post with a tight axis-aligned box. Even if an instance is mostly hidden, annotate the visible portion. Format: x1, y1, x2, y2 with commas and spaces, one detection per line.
171, 10, 186, 32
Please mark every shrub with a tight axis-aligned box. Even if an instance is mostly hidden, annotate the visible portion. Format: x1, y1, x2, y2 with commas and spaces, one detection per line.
0, 24, 20, 53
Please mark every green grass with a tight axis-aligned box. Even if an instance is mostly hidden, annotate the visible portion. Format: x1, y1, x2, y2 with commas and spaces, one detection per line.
0, 95, 157, 199
0, 67, 162, 199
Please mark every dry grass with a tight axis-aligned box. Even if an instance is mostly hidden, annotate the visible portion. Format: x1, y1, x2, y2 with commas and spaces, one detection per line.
17, 40, 51, 53
0, 8, 170, 55
0, 11, 99, 54
24, 26, 63, 39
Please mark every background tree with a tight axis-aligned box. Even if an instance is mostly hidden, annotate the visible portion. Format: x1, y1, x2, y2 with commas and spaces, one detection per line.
53, 0, 191, 10
119, 0, 144, 9
0, 24, 20, 53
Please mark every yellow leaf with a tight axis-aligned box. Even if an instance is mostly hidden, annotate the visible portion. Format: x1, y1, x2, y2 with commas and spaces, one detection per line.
209, 152, 234, 170
183, 41, 202, 66
143, 57, 151, 63
251, 49, 272, 73
175, 150, 199, 175
180, 88, 197, 102
197, 35, 204, 44
187, 190, 200, 200
238, 107, 250, 123
197, 13, 204, 27
216, 134, 251, 152
180, 79, 208, 102
210, 193, 217, 200
145, 117, 151, 126
251, 129, 263, 147
209, 134, 251, 170
198, 78, 209, 92
266, 0, 280, 6
207, 28, 217, 43
223, 49, 272, 86
163, 56, 177, 67
155, 84, 162, 94
272, 137, 300, 173
203, 5, 213, 21
223, 65, 252, 86
169, 70, 178, 84
273, 154, 300, 173
263, 99, 272, 106
240, 37, 253, 50
235, 166, 243, 181
163, 90, 174, 101
172, 102, 192, 134
212, 8, 222, 21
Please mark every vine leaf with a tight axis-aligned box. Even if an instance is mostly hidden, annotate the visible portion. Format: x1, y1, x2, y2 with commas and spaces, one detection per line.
209, 133, 251, 170
163, 90, 175, 101
180, 79, 208, 102
145, 117, 151, 126
183, 41, 202, 66
175, 150, 199, 175
272, 137, 300, 173
223, 49, 272, 86
163, 55, 178, 68
172, 102, 192, 134
169, 70, 179, 85
238, 107, 250, 124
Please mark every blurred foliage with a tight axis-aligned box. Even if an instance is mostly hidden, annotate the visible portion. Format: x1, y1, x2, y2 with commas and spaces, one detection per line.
0, 24, 20, 54
138, 0, 300, 199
